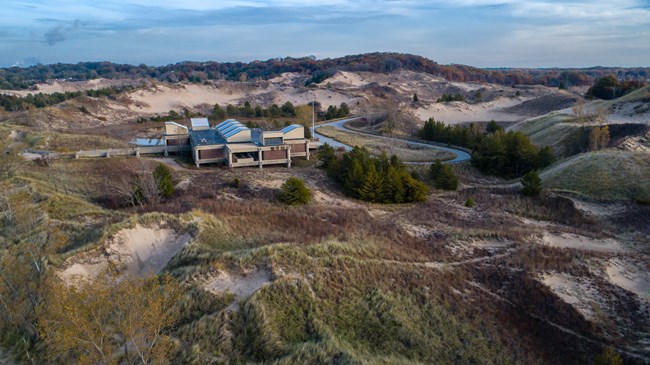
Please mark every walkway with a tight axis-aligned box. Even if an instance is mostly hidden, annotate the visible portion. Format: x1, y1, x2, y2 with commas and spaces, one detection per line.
313, 117, 471, 164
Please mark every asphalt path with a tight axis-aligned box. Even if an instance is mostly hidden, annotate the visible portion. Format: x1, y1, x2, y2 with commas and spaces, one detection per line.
313, 117, 471, 164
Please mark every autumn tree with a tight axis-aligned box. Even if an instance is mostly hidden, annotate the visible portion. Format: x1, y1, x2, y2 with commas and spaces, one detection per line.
38, 272, 182, 365
572, 98, 586, 123
588, 125, 611, 151
594, 346, 623, 365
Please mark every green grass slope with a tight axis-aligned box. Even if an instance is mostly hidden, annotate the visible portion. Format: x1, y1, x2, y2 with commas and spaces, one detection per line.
508, 113, 577, 152
541, 150, 650, 202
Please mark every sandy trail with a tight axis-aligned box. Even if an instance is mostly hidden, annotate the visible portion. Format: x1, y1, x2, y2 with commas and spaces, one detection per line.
541, 232, 626, 253
59, 224, 192, 282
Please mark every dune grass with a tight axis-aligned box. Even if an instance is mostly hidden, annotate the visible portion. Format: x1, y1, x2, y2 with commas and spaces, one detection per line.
541, 150, 650, 202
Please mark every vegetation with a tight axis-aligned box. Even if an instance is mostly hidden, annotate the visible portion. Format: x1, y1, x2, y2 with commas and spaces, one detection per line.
38, 272, 182, 365
324, 102, 350, 120
437, 93, 466, 103
521, 170, 543, 196
419, 118, 481, 148
471, 130, 554, 178
588, 125, 611, 151
586, 76, 646, 100
277, 177, 311, 205
541, 150, 650, 201
0, 86, 137, 111
3, 53, 648, 90
320, 145, 429, 203
465, 196, 475, 207
429, 160, 459, 190
418, 118, 554, 177
153, 163, 175, 198
594, 346, 623, 365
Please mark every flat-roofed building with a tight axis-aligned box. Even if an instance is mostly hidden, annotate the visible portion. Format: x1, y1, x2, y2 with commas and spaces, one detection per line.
164, 119, 309, 168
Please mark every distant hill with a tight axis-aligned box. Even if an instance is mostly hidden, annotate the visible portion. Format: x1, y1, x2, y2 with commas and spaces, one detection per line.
1, 52, 648, 90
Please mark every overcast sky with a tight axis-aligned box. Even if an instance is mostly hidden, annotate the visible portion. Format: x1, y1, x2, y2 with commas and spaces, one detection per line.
1, 0, 649, 68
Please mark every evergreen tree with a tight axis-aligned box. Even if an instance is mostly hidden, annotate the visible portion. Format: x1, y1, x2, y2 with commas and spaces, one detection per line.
465, 196, 475, 207
413, 93, 419, 102
486, 120, 503, 134
153, 163, 174, 198
277, 177, 311, 205
521, 170, 542, 196
318, 143, 337, 169
359, 165, 384, 203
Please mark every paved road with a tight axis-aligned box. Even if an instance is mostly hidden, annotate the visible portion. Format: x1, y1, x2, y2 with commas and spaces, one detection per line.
313, 117, 471, 164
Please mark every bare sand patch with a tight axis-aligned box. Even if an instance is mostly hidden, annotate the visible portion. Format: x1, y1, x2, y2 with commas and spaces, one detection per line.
202, 269, 272, 310
606, 258, 650, 300
312, 190, 359, 209
541, 272, 601, 320
541, 232, 626, 253
59, 224, 191, 282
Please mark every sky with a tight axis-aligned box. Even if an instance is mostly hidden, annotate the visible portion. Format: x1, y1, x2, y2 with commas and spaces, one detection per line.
1, 0, 649, 68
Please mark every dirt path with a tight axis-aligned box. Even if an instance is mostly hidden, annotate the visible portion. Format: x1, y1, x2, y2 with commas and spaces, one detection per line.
313, 117, 472, 164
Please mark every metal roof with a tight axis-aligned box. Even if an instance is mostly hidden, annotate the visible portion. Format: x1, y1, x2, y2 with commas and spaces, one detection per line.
281, 124, 302, 134
189, 129, 226, 146
224, 127, 249, 138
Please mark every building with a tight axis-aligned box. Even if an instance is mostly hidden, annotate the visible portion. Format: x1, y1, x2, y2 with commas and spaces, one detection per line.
163, 118, 310, 168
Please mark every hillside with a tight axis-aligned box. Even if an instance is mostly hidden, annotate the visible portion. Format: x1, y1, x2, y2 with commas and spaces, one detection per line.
541, 150, 650, 202
2, 53, 649, 90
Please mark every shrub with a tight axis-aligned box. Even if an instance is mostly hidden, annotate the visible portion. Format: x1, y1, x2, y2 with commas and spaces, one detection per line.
521, 170, 542, 197
278, 177, 311, 205
594, 346, 623, 365
153, 163, 174, 198
465, 196, 475, 207
232, 178, 241, 189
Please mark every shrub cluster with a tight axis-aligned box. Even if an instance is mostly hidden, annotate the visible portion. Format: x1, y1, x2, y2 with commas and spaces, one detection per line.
320, 145, 429, 203
471, 130, 554, 178
437, 93, 466, 103
324, 103, 350, 120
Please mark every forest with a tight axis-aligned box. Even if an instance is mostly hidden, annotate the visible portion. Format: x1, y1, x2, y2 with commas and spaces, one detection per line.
1, 52, 649, 90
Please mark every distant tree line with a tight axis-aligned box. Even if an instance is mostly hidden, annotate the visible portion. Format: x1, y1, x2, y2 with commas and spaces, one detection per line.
0, 85, 137, 111
211, 101, 297, 120
324, 103, 350, 120
2, 53, 648, 90
319, 145, 429, 203
586, 76, 646, 100
418, 118, 554, 178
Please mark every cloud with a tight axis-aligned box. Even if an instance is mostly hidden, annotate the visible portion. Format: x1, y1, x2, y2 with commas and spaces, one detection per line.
42, 19, 87, 46
44, 26, 66, 45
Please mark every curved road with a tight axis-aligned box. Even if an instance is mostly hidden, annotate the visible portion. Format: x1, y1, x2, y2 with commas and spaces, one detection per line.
313, 117, 471, 164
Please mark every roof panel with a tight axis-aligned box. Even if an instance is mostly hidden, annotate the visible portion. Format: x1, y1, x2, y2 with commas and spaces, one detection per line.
191, 118, 210, 128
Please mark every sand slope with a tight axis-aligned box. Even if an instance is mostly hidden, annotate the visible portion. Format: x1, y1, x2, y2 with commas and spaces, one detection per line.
59, 223, 191, 282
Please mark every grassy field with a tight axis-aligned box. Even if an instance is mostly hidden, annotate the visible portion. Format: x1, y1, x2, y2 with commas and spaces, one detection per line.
317, 126, 454, 162
541, 150, 650, 202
